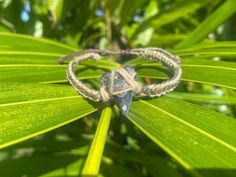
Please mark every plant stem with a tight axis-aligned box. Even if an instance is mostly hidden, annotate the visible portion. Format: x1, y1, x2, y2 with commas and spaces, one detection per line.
81, 106, 112, 177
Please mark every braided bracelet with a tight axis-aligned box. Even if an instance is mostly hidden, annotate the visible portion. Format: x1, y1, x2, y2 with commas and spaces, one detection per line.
58, 48, 182, 116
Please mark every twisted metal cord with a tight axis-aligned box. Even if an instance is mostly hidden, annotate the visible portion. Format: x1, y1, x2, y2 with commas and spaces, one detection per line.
59, 48, 182, 102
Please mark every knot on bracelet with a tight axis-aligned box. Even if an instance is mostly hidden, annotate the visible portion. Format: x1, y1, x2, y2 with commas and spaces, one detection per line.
99, 65, 142, 102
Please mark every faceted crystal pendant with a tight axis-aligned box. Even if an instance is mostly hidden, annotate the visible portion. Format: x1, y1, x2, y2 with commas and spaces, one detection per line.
100, 65, 137, 116
114, 91, 133, 116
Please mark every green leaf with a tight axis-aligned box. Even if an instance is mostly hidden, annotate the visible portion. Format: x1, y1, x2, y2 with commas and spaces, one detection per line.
173, 41, 236, 58
0, 82, 97, 149
119, 0, 147, 25
168, 92, 236, 105
0, 153, 83, 177
0, 82, 76, 104
0, 58, 117, 82
129, 59, 236, 90
0, 64, 105, 83
0, 33, 118, 150
0, 32, 118, 83
105, 145, 184, 177
149, 34, 186, 47
101, 163, 144, 177
0, 32, 75, 53
47, 0, 64, 23
128, 97, 236, 177
0, 135, 90, 177
0, 26, 235, 177
0, 54, 60, 64
176, 0, 236, 48
132, 0, 211, 38
82, 107, 112, 176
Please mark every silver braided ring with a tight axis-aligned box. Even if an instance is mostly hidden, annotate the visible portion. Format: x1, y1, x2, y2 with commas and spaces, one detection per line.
58, 48, 182, 116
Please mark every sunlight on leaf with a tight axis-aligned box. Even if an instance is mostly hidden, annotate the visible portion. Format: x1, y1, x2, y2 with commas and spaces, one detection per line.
0, 83, 97, 149
82, 107, 112, 177
127, 58, 236, 90
128, 97, 236, 177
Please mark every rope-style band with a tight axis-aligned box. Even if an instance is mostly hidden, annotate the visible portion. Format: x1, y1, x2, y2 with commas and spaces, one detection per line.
58, 48, 182, 103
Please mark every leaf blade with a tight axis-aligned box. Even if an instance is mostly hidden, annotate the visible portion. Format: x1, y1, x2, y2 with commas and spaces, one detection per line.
82, 107, 112, 176
132, 0, 211, 38
0, 32, 76, 53
130, 59, 236, 90
168, 92, 236, 105
0, 83, 97, 149
176, 0, 236, 48
128, 97, 236, 177
0, 64, 107, 83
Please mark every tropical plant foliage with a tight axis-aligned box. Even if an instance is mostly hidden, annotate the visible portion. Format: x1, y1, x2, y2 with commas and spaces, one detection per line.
0, 0, 236, 177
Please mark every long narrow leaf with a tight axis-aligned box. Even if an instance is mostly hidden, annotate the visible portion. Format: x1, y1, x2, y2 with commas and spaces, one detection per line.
176, 0, 236, 48
82, 107, 112, 176
0, 65, 106, 83
168, 92, 236, 105
132, 0, 211, 38
128, 59, 236, 90
0, 32, 75, 53
0, 83, 97, 149
0, 153, 82, 177
128, 97, 236, 177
